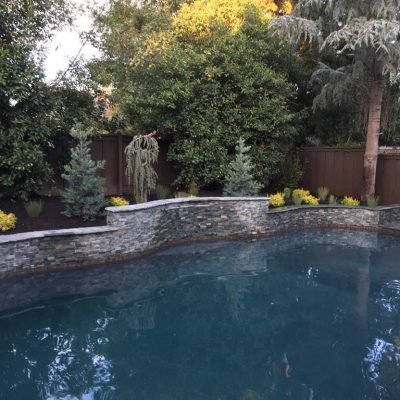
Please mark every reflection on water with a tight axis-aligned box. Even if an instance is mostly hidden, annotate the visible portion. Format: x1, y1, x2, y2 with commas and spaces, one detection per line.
0, 229, 400, 399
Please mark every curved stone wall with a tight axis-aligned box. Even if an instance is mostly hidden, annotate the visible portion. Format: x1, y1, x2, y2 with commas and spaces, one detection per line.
0, 197, 399, 279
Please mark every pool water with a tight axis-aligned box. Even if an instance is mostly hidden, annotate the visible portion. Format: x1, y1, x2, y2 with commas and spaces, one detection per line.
1, 229, 400, 400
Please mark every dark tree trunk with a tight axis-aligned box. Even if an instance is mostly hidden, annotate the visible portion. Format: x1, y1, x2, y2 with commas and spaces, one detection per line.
362, 59, 384, 199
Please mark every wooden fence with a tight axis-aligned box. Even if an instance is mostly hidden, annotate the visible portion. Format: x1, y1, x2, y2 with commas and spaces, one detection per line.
299, 147, 400, 205
90, 135, 176, 196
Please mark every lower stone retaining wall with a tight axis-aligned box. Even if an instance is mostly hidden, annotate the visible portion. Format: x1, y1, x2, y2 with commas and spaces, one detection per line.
1, 197, 399, 279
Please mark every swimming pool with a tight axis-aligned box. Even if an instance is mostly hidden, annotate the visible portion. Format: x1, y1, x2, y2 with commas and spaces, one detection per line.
1, 229, 400, 399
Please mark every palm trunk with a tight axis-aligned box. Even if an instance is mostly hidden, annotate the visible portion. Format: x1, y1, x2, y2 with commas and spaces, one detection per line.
362, 59, 384, 199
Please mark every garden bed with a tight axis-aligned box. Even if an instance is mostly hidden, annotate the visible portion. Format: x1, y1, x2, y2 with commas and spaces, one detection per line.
0, 196, 106, 234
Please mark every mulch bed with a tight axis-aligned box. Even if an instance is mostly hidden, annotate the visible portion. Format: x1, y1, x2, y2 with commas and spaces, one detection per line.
0, 196, 106, 235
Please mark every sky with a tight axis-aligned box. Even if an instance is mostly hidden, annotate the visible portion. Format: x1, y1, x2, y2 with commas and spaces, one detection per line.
44, 0, 108, 81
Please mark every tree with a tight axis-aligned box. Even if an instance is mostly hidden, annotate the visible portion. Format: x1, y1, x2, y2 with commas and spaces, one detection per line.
223, 138, 261, 196
0, 0, 70, 199
92, 0, 303, 190
125, 133, 159, 203
270, 0, 400, 198
61, 125, 106, 220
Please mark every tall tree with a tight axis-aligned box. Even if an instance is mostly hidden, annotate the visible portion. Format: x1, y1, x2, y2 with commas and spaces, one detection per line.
0, 0, 70, 199
92, 0, 304, 190
271, 0, 400, 198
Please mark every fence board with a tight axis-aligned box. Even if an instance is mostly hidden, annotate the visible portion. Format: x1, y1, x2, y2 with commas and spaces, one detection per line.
90, 135, 176, 196
299, 147, 400, 205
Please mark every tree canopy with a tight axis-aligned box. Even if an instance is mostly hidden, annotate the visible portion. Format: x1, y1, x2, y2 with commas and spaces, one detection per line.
92, 0, 304, 190
270, 0, 400, 196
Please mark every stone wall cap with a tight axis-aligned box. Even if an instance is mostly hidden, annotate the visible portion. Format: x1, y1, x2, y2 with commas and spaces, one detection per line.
106, 197, 269, 213
0, 225, 118, 244
267, 204, 400, 213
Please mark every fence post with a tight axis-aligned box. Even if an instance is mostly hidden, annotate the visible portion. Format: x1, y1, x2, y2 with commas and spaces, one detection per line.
117, 133, 123, 195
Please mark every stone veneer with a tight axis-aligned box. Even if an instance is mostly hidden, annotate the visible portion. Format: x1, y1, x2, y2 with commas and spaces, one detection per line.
0, 197, 400, 279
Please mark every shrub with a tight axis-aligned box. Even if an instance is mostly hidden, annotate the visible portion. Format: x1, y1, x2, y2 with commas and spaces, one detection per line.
292, 188, 310, 199
329, 194, 338, 205
24, 200, 44, 218
108, 196, 129, 207
279, 154, 304, 190
317, 187, 329, 202
223, 138, 261, 196
366, 194, 380, 207
0, 210, 17, 231
61, 126, 106, 221
341, 196, 360, 206
293, 194, 302, 206
174, 191, 189, 198
302, 194, 319, 205
291, 188, 319, 205
270, 192, 285, 208
283, 187, 291, 200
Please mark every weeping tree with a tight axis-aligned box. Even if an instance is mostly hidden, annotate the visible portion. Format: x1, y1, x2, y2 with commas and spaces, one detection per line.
125, 133, 159, 203
270, 0, 400, 198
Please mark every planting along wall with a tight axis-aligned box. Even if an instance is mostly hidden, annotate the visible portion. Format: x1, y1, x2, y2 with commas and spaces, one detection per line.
1, 197, 400, 279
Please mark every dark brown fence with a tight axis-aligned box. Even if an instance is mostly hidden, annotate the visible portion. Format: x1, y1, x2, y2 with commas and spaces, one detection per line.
90, 135, 176, 196
299, 147, 400, 205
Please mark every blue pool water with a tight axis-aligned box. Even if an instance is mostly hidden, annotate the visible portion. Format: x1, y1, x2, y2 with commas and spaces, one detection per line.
1, 229, 400, 399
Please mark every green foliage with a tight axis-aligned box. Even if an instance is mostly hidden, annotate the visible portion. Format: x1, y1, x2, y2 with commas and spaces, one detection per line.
108, 196, 129, 207
293, 194, 302, 206
328, 194, 338, 205
269, 192, 285, 207
278, 153, 304, 190
223, 138, 261, 196
292, 188, 319, 205
341, 196, 360, 207
91, 0, 304, 190
283, 187, 292, 199
0, 0, 70, 200
366, 194, 380, 207
61, 126, 106, 220
317, 186, 329, 202
271, 0, 400, 149
125, 135, 159, 203
0, 210, 17, 232
24, 200, 44, 218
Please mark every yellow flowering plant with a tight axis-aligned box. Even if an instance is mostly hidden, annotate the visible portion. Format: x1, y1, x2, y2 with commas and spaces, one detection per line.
0, 210, 17, 232
269, 192, 285, 208
341, 196, 360, 206
107, 196, 129, 207
292, 188, 319, 205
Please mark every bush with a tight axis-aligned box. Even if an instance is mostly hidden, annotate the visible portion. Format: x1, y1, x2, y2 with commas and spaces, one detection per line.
317, 187, 329, 202
223, 138, 261, 196
270, 192, 285, 208
293, 194, 302, 206
329, 194, 338, 205
292, 188, 319, 205
0, 210, 17, 231
366, 195, 379, 207
61, 126, 106, 221
283, 187, 292, 200
108, 196, 129, 207
24, 200, 44, 218
341, 196, 360, 206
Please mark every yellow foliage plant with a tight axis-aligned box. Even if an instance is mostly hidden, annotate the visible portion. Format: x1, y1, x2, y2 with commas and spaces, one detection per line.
341, 196, 360, 206
0, 210, 17, 232
108, 196, 129, 207
292, 188, 319, 205
173, 0, 291, 37
269, 192, 285, 208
